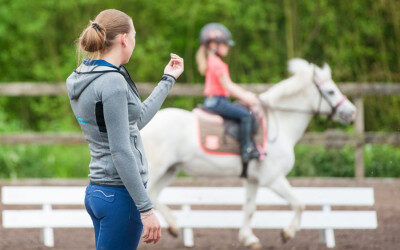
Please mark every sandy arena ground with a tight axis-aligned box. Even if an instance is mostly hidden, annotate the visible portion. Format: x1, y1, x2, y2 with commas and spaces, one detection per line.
0, 177, 399, 250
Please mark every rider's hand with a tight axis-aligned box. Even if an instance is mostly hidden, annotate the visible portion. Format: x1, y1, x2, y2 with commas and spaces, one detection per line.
141, 209, 161, 244
164, 53, 184, 79
244, 92, 260, 107
244, 92, 263, 118
250, 104, 264, 119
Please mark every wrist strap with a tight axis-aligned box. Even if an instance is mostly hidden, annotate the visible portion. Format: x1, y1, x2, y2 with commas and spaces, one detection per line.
140, 209, 154, 219
161, 74, 176, 82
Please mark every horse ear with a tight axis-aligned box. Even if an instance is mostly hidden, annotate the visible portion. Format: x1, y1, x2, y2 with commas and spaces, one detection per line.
322, 63, 332, 76
313, 65, 323, 79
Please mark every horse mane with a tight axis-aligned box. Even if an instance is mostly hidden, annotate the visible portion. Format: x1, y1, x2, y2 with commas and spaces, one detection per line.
259, 58, 314, 104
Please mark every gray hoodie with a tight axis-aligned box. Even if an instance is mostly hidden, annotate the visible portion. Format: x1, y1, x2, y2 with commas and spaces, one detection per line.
66, 62, 175, 212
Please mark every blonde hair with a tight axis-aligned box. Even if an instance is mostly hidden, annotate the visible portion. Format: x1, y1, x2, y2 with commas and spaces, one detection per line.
196, 45, 208, 75
77, 9, 132, 63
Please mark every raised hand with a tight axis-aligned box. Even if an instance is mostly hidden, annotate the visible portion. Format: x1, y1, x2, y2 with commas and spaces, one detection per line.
164, 53, 184, 79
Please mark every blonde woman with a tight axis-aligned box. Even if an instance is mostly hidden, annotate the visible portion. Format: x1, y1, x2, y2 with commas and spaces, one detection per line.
66, 9, 183, 249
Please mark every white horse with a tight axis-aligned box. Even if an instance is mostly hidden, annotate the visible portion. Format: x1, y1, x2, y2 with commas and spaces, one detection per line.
141, 58, 356, 248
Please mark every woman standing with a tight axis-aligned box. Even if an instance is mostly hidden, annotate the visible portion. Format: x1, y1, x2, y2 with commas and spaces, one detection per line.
66, 9, 183, 249
196, 23, 261, 163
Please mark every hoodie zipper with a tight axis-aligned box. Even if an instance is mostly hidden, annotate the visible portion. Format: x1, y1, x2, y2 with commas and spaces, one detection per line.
120, 66, 140, 98
133, 135, 143, 165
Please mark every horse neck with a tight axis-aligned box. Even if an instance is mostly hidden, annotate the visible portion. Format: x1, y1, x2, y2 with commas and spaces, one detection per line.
266, 89, 314, 146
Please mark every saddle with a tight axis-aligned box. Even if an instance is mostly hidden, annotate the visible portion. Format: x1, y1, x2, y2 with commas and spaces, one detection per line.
193, 108, 267, 156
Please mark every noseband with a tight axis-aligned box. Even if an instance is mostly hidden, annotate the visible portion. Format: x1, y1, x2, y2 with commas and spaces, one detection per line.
311, 66, 347, 119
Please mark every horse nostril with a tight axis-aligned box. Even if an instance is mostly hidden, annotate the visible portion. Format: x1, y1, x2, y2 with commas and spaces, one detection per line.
341, 110, 356, 123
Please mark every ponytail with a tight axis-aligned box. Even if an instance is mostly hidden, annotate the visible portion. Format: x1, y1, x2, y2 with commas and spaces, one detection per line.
78, 21, 106, 61
196, 45, 208, 76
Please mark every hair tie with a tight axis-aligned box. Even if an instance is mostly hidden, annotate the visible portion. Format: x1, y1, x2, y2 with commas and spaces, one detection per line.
91, 22, 102, 31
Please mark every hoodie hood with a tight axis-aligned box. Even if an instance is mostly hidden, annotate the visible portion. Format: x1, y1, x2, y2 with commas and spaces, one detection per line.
66, 64, 119, 100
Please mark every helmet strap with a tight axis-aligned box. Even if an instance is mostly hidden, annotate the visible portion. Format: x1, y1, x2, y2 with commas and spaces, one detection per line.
207, 44, 223, 58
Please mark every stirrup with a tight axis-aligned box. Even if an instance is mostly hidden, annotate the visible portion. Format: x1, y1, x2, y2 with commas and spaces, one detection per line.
241, 147, 260, 163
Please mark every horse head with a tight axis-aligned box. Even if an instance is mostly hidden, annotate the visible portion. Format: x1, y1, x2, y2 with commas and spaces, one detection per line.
259, 58, 356, 124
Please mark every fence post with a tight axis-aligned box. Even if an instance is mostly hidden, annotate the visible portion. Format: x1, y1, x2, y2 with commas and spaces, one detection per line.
182, 204, 194, 247
354, 97, 365, 180
41, 204, 54, 247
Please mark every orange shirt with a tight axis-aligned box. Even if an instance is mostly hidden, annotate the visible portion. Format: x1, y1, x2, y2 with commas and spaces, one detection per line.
204, 55, 230, 97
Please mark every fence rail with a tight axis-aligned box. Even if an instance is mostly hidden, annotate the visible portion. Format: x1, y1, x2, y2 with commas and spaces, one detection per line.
1, 82, 400, 96
1, 82, 399, 179
1, 131, 399, 147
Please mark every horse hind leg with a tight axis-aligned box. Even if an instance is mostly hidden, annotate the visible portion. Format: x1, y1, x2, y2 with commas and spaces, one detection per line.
148, 165, 180, 237
239, 179, 262, 249
268, 175, 305, 242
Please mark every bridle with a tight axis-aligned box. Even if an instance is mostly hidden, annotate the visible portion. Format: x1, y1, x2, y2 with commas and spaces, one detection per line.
260, 65, 347, 120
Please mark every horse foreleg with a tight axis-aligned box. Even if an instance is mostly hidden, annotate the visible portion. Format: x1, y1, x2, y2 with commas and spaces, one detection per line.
239, 179, 262, 249
148, 166, 179, 237
268, 175, 305, 242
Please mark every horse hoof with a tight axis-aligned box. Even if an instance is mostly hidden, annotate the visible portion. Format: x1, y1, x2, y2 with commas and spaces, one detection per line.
167, 226, 179, 237
280, 230, 291, 243
248, 242, 262, 249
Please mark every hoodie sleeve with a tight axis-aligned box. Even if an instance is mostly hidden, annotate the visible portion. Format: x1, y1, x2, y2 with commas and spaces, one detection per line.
101, 74, 153, 212
137, 74, 176, 130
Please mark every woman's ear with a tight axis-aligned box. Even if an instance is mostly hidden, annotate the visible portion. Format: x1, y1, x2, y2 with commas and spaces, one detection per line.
121, 33, 127, 47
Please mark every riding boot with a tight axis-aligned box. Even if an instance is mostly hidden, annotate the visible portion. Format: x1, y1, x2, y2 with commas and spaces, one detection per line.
239, 115, 260, 163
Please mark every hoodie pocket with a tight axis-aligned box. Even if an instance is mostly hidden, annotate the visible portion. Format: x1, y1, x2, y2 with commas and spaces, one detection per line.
104, 159, 118, 179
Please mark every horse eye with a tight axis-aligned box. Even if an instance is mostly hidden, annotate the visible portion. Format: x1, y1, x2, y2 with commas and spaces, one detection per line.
327, 90, 335, 95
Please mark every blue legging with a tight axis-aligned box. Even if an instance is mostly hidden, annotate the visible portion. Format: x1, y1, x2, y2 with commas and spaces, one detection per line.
84, 182, 143, 250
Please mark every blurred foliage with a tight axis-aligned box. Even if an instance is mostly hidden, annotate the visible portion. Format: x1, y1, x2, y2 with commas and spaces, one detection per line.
0, 0, 399, 82
290, 145, 355, 177
0, 0, 399, 177
290, 144, 400, 177
0, 0, 398, 132
364, 144, 400, 177
0, 144, 398, 178
0, 145, 90, 178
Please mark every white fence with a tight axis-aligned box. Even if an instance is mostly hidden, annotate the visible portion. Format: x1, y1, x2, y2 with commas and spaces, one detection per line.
2, 186, 377, 248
